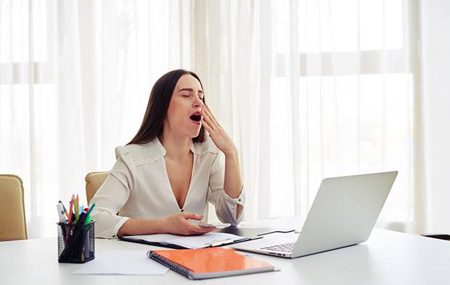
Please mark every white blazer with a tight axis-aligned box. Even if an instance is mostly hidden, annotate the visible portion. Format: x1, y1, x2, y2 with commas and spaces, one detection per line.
90, 137, 245, 238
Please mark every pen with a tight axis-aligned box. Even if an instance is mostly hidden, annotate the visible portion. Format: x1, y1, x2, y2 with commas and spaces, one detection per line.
57, 203, 68, 245
85, 203, 96, 217
77, 212, 88, 224
57, 203, 67, 224
68, 195, 74, 225
210, 238, 234, 247
79, 205, 84, 218
75, 212, 88, 261
75, 194, 79, 222
83, 204, 96, 225
66, 195, 75, 245
58, 200, 69, 218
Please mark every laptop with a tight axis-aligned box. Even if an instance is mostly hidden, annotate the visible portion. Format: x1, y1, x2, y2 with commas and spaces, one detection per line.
231, 171, 398, 258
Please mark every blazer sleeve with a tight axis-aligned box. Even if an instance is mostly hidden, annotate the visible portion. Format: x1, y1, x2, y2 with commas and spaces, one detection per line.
207, 153, 245, 226
90, 148, 134, 238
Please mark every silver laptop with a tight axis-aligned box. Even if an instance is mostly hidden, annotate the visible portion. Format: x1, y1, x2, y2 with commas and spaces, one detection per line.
231, 171, 398, 258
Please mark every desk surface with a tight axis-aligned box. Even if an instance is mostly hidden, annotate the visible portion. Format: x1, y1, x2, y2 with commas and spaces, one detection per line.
2, 218, 450, 285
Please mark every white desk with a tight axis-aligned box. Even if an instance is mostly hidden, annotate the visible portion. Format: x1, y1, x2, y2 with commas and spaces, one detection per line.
2, 218, 450, 284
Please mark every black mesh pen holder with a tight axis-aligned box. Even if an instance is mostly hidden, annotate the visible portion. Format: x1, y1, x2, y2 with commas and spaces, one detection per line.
57, 221, 95, 263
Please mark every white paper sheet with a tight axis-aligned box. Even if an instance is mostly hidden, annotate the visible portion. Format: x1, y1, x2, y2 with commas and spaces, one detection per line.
124, 232, 246, 249
72, 250, 169, 275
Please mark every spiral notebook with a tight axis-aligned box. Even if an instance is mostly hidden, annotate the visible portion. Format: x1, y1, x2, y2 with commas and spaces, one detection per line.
147, 247, 276, 280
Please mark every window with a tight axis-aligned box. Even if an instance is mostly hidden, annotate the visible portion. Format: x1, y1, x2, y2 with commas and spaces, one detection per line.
268, 0, 415, 228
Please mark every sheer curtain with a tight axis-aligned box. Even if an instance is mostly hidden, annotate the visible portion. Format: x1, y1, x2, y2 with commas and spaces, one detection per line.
0, 0, 195, 238
0, 0, 421, 238
196, 0, 420, 232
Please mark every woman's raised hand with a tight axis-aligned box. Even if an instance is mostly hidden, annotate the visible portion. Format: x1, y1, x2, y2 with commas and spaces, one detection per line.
201, 105, 237, 156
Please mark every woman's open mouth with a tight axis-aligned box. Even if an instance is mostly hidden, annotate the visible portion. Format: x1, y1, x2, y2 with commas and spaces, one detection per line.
190, 112, 202, 124
190, 114, 201, 122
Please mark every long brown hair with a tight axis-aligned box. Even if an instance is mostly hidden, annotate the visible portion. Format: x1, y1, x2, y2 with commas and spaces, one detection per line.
128, 69, 205, 145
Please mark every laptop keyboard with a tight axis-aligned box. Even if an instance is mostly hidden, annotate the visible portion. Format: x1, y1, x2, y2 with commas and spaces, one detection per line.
261, 242, 295, 253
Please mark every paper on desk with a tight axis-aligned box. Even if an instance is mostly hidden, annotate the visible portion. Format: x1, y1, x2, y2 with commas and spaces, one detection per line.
125, 232, 246, 249
72, 250, 169, 275
169, 232, 246, 248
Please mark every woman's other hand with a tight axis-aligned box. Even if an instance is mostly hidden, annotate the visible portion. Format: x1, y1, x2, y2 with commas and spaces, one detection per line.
161, 212, 215, 235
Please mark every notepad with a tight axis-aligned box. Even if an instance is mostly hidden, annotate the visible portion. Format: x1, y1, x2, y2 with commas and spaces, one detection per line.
147, 247, 276, 280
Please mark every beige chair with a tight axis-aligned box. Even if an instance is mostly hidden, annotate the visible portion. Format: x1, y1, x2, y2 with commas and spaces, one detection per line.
85, 171, 109, 205
0, 174, 27, 241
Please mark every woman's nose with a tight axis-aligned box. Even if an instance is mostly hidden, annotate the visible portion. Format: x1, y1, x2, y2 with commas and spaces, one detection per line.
193, 98, 204, 108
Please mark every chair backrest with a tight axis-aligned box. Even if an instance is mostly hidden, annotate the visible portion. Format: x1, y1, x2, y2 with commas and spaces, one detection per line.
85, 171, 109, 205
0, 174, 27, 241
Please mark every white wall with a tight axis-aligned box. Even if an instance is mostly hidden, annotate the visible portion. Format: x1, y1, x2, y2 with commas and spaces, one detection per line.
421, 0, 450, 233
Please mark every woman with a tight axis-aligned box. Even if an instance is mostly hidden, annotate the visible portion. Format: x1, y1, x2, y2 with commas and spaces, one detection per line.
91, 69, 244, 238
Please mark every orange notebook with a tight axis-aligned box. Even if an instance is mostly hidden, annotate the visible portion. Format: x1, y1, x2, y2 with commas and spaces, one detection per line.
147, 247, 276, 280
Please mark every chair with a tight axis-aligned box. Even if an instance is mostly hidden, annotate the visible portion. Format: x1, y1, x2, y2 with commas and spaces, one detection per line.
85, 171, 109, 205
0, 174, 27, 241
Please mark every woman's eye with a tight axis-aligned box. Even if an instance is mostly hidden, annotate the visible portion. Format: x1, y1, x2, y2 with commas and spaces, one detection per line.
182, 94, 190, 97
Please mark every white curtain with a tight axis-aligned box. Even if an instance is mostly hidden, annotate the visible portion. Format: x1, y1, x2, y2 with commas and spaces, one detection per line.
0, 0, 195, 237
197, 0, 418, 232
0, 0, 420, 238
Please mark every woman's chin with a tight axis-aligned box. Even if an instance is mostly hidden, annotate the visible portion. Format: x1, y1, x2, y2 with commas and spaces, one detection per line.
190, 129, 201, 138
191, 131, 201, 138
